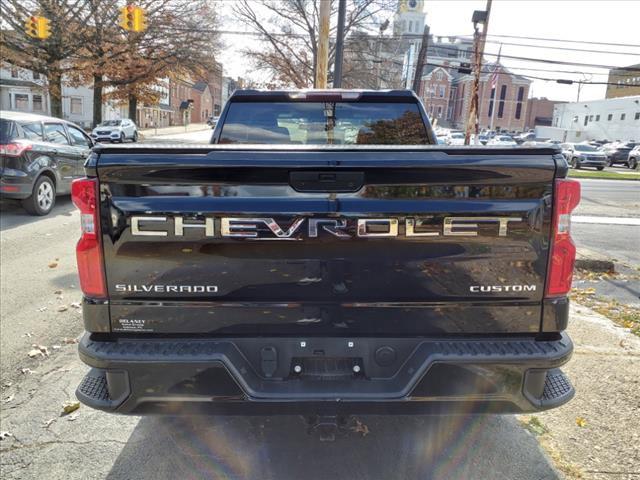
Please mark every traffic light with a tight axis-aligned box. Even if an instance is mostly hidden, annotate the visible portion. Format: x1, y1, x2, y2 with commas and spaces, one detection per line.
24, 16, 51, 40
119, 5, 146, 33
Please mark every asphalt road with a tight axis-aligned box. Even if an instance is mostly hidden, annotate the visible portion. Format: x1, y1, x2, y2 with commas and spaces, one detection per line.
0, 130, 636, 479
572, 178, 640, 267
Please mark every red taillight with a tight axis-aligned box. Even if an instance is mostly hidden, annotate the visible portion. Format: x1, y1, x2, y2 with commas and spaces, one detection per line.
71, 178, 106, 298
0, 143, 32, 156
545, 179, 581, 297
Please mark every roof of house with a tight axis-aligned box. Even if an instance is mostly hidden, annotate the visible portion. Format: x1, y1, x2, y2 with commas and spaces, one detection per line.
192, 81, 209, 92
0, 78, 45, 89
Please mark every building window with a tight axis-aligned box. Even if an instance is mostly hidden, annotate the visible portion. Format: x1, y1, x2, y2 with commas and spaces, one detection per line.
497, 85, 507, 118
437, 106, 443, 118
10, 67, 19, 78
33, 71, 40, 80
589, 115, 594, 121
635, 112, 640, 120
596, 114, 600, 121
515, 87, 524, 120
12, 93, 29, 110
32, 94, 43, 112
439, 85, 445, 98
620, 113, 626, 120
488, 88, 495, 117
608, 114, 613, 121
70, 97, 82, 115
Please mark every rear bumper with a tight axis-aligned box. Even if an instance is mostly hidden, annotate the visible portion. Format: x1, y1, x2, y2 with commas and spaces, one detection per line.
77, 332, 574, 415
0, 170, 33, 199
580, 159, 607, 167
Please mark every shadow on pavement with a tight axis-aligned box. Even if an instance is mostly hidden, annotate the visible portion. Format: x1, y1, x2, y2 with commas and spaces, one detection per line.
106, 414, 559, 480
0, 196, 75, 231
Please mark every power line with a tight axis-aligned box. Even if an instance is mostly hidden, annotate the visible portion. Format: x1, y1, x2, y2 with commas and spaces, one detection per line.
478, 39, 640, 57
482, 33, 640, 48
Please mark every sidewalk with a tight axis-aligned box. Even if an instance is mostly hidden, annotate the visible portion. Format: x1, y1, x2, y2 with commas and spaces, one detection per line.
519, 303, 640, 479
138, 123, 209, 137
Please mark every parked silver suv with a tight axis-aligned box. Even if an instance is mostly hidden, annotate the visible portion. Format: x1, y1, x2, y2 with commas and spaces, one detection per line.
561, 143, 608, 170
90, 119, 138, 143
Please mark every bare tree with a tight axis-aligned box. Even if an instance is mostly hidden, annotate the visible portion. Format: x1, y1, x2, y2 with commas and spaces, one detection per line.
232, 0, 394, 88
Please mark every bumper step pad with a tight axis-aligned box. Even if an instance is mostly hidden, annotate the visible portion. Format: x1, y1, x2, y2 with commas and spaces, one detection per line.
543, 369, 573, 402
76, 368, 130, 410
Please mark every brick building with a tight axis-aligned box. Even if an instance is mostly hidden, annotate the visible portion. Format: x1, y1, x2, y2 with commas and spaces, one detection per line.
190, 81, 213, 123
524, 97, 566, 130
449, 63, 532, 132
606, 63, 640, 99
169, 77, 195, 126
207, 61, 223, 115
420, 66, 452, 124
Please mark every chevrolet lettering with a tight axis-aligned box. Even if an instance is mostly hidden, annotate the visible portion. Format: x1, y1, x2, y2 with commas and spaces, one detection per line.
73, 89, 579, 420
130, 215, 523, 239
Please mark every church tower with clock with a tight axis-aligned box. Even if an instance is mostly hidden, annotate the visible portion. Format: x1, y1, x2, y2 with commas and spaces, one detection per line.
393, 0, 427, 36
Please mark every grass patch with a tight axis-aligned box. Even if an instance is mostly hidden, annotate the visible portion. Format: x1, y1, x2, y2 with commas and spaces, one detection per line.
568, 169, 640, 181
520, 415, 549, 436
570, 288, 640, 336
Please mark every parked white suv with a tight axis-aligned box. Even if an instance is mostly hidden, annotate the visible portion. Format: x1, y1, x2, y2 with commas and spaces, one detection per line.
91, 119, 138, 143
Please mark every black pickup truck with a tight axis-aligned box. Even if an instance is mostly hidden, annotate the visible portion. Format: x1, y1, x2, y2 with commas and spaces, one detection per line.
73, 90, 579, 417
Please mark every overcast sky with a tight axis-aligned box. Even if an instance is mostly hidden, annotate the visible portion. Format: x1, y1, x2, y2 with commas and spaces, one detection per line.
217, 0, 640, 102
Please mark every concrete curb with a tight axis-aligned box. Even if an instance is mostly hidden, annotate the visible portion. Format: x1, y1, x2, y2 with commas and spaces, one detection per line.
138, 124, 210, 137
575, 247, 615, 273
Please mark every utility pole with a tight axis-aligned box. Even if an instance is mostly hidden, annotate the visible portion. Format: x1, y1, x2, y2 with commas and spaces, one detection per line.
411, 24, 431, 95
464, 0, 492, 145
333, 0, 347, 88
316, 0, 331, 88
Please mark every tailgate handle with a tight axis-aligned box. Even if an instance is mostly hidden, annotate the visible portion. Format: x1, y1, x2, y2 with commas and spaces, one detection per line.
289, 171, 364, 192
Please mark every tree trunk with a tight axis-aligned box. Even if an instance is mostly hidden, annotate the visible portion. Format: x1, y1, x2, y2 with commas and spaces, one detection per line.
128, 95, 137, 123
93, 74, 103, 127
48, 70, 63, 118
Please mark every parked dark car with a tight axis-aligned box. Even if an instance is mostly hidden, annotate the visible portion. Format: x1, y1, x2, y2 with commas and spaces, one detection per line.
560, 142, 608, 170
601, 141, 638, 167
0, 111, 94, 215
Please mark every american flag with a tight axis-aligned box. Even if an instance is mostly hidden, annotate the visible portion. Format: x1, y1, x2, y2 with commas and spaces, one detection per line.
490, 45, 502, 90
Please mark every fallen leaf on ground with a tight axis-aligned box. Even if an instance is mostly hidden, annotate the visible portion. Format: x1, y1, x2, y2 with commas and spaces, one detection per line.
576, 417, 587, 428
52, 345, 61, 350
37, 307, 47, 312
54, 290, 62, 295
43, 418, 56, 428
66, 412, 80, 421
33, 345, 49, 356
28, 349, 42, 358
2, 382, 12, 388
3, 395, 14, 403
62, 401, 80, 414
20, 368, 33, 374
57, 305, 68, 312
63, 338, 78, 344
70, 302, 81, 309
48, 262, 58, 268
0, 431, 12, 440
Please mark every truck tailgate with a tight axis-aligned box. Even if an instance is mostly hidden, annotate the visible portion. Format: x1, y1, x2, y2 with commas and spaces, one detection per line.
95, 146, 558, 336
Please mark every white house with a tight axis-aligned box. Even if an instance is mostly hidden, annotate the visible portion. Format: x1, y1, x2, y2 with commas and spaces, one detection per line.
0, 65, 49, 114
552, 96, 640, 142
0, 65, 93, 128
